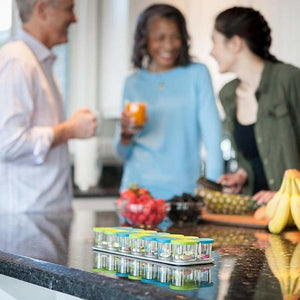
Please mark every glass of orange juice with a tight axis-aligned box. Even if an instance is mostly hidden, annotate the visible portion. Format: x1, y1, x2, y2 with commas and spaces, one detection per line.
125, 101, 147, 129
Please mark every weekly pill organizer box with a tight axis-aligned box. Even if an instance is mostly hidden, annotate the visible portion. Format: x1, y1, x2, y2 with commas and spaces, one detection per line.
92, 227, 214, 266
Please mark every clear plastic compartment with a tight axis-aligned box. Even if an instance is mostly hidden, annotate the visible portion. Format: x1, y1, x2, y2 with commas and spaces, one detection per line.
156, 237, 173, 261
117, 232, 131, 253
199, 238, 214, 259
171, 239, 198, 262
142, 236, 158, 258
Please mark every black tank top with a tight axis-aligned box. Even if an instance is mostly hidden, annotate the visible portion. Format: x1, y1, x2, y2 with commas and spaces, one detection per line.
234, 119, 269, 193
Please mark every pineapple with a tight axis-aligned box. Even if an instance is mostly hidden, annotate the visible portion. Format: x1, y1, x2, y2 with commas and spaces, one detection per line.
195, 188, 259, 215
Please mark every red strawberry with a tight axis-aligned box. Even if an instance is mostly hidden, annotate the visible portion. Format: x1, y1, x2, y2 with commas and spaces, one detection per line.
138, 194, 150, 203
138, 188, 149, 196
120, 190, 138, 202
142, 205, 151, 216
137, 214, 146, 224
156, 198, 165, 205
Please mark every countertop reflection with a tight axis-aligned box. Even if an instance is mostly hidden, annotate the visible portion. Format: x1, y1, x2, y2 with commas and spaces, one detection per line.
0, 208, 299, 300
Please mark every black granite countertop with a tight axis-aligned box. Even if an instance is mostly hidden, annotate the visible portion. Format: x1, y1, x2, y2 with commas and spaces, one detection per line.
0, 207, 299, 300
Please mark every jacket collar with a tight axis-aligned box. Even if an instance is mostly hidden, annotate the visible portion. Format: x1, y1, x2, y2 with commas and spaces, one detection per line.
255, 60, 273, 97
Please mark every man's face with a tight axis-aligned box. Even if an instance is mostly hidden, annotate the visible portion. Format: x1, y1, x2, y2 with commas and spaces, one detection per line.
44, 0, 77, 47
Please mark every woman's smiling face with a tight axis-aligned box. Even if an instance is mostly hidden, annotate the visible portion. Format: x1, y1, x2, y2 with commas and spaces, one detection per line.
147, 16, 182, 72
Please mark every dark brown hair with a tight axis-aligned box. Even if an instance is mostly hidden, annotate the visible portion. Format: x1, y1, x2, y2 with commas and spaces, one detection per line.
215, 7, 279, 62
132, 4, 191, 68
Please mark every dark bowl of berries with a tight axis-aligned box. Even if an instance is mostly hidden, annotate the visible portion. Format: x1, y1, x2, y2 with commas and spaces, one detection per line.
115, 185, 168, 227
167, 193, 204, 223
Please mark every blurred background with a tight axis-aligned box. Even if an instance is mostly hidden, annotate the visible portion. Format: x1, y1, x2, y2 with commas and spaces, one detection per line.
1, 0, 299, 197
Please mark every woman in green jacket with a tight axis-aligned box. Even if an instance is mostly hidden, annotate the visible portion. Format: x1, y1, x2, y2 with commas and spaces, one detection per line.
210, 7, 300, 204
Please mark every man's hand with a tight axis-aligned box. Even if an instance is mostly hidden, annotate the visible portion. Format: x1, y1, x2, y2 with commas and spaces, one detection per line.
52, 108, 97, 147
218, 169, 247, 194
69, 108, 97, 139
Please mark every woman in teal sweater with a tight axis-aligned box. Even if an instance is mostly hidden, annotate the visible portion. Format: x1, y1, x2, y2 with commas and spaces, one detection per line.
114, 4, 223, 199
211, 7, 300, 203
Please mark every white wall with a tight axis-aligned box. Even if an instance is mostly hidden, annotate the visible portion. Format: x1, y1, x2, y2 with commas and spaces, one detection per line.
129, 0, 300, 94
92, 0, 300, 119
69, 0, 300, 119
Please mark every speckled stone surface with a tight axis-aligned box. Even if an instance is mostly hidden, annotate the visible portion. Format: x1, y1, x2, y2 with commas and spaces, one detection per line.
0, 251, 187, 300
0, 209, 297, 300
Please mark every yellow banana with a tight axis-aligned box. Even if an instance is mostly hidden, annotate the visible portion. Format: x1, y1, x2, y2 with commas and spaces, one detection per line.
265, 246, 287, 293
287, 213, 295, 226
290, 195, 300, 231
290, 242, 300, 297
266, 191, 283, 220
268, 192, 291, 234
290, 169, 300, 179
266, 235, 291, 295
291, 277, 300, 299
266, 174, 288, 219
287, 179, 296, 227
291, 178, 300, 231
293, 177, 300, 193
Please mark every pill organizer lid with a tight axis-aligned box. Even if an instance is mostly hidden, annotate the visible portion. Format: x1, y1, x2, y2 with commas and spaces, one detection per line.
199, 238, 214, 244
201, 282, 214, 287
170, 284, 198, 290
182, 236, 199, 239
155, 282, 170, 287
143, 230, 157, 233
116, 272, 129, 277
182, 237, 200, 242
130, 230, 146, 234
165, 234, 185, 238
103, 229, 118, 235
171, 239, 198, 245
93, 227, 106, 233
92, 268, 104, 272
155, 237, 172, 243
129, 233, 145, 238
102, 269, 116, 275
154, 232, 170, 235
142, 235, 157, 241
141, 278, 157, 284
116, 232, 131, 237
128, 275, 142, 280
113, 227, 133, 230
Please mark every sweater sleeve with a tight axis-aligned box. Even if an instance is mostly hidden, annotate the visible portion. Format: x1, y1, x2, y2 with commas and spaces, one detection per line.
197, 65, 224, 181
113, 77, 133, 162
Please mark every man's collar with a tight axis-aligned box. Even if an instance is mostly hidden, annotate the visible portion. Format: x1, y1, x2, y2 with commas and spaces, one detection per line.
14, 28, 56, 63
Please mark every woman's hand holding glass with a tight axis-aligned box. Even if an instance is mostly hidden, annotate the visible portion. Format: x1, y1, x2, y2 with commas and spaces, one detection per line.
218, 169, 247, 194
120, 111, 137, 145
120, 102, 147, 145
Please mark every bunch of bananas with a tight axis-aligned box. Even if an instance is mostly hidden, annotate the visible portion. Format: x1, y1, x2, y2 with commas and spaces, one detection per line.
266, 169, 300, 234
265, 235, 300, 299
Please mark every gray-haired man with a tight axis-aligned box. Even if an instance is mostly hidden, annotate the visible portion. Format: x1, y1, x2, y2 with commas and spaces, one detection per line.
0, 0, 97, 213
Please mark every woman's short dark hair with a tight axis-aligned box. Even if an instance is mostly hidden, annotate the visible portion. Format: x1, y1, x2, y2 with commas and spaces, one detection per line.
215, 7, 279, 63
132, 4, 191, 68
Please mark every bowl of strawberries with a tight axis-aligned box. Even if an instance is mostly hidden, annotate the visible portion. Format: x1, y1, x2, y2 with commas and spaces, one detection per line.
116, 184, 168, 227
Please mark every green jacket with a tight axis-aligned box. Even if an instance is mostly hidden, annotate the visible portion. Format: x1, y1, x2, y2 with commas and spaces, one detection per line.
220, 61, 300, 195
